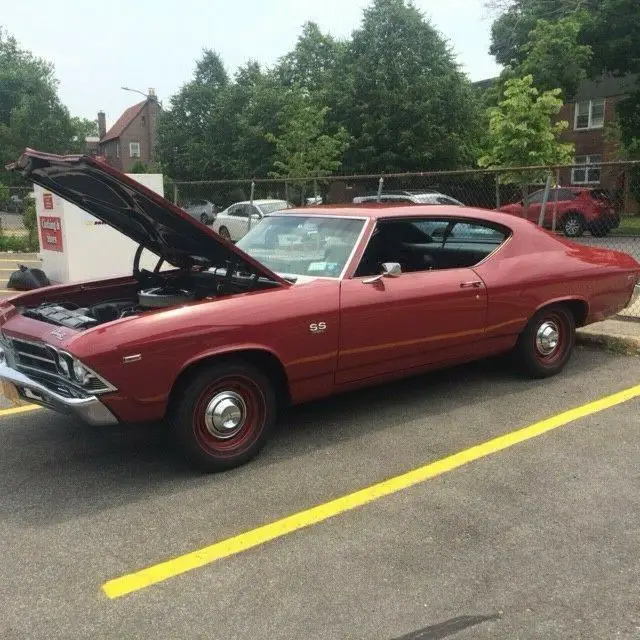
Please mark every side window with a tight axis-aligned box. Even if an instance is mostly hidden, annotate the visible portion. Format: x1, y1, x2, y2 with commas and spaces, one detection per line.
556, 189, 576, 201
229, 205, 249, 217
445, 222, 506, 244
354, 218, 510, 278
527, 190, 545, 204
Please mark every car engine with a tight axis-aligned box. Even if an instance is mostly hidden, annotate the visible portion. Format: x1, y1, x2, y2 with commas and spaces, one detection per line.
21, 286, 201, 330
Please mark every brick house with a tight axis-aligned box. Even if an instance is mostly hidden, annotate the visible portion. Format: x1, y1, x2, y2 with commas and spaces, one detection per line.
556, 74, 637, 200
97, 90, 162, 172
476, 73, 638, 212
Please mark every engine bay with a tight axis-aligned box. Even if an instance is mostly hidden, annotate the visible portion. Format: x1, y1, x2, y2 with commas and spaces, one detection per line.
19, 258, 281, 330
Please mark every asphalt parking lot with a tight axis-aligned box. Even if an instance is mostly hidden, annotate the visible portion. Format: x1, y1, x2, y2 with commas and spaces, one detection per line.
1, 346, 639, 639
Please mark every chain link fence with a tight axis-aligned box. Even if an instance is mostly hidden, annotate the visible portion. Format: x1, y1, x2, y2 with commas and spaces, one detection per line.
0, 186, 37, 251
2, 163, 638, 315
174, 161, 640, 317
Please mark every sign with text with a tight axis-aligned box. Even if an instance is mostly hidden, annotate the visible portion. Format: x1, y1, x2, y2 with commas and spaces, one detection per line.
43, 192, 54, 210
39, 216, 64, 252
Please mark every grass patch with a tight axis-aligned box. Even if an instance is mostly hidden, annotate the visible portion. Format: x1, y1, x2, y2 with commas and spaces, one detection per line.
612, 215, 640, 236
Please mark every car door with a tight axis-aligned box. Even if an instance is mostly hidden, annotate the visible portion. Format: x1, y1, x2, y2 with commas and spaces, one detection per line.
336, 217, 489, 385
225, 204, 252, 241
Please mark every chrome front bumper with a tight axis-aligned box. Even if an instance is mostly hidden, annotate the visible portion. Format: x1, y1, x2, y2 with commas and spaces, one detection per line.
0, 360, 118, 425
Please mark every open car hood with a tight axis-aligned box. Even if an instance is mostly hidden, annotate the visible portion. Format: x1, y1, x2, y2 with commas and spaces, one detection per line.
7, 149, 287, 283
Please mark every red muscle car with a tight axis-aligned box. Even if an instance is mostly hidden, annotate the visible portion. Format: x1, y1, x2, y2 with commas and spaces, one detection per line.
1, 150, 639, 471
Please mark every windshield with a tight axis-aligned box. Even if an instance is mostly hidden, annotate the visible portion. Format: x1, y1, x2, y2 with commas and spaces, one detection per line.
236, 215, 365, 278
257, 201, 292, 215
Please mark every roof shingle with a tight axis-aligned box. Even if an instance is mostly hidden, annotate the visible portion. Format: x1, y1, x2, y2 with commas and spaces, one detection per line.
100, 100, 146, 143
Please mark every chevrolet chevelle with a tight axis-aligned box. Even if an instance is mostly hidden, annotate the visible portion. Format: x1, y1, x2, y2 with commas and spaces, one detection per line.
1, 150, 639, 471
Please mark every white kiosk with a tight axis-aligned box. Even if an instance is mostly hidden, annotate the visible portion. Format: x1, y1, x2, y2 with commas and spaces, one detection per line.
34, 174, 165, 284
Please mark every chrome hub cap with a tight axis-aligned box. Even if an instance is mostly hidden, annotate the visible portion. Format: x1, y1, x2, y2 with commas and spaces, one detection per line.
204, 391, 247, 438
536, 321, 560, 356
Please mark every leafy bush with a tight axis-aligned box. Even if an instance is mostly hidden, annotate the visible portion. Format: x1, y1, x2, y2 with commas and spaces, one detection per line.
0, 233, 38, 252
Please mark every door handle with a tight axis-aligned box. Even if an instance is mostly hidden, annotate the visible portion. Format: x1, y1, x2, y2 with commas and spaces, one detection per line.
460, 281, 483, 289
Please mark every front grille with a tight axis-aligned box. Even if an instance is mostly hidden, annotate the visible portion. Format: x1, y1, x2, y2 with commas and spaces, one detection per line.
9, 338, 59, 376
3, 337, 113, 396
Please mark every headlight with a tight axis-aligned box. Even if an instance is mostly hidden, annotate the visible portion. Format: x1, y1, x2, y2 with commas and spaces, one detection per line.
72, 360, 90, 385
55, 350, 116, 394
57, 354, 70, 377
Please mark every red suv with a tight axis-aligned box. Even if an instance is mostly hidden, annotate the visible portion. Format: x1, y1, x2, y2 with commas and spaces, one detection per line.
498, 187, 620, 237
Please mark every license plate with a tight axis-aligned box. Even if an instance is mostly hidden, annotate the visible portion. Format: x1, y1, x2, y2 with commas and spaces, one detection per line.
1, 379, 21, 406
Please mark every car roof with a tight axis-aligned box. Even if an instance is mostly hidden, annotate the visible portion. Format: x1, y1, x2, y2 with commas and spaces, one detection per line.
276, 204, 522, 227
237, 199, 288, 205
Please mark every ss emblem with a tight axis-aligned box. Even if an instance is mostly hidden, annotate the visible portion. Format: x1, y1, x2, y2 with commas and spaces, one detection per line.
309, 321, 327, 334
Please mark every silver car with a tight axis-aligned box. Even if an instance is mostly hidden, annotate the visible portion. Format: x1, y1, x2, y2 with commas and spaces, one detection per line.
183, 199, 217, 224
353, 191, 465, 206
212, 199, 293, 242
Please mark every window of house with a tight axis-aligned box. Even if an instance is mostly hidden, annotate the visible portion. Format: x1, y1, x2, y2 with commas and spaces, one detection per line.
572, 155, 602, 184
129, 141, 141, 158
116, 143, 120, 158
141, 115, 146, 126
574, 98, 605, 130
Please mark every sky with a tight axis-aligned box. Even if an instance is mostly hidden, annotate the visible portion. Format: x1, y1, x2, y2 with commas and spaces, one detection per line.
1, 0, 501, 129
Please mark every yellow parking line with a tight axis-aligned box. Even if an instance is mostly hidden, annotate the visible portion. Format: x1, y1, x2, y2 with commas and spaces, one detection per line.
102, 382, 640, 600
0, 404, 40, 417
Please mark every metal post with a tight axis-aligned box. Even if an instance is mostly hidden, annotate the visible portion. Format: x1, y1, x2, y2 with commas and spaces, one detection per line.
552, 168, 560, 233
495, 174, 500, 209
376, 176, 384, 203
313, 178, 318, 205
248, 180, 256, 233
538, 172, 553, 227
173, 182, 178, 205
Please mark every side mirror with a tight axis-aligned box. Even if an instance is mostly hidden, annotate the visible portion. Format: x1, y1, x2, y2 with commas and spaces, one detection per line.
363, 262, 402, 284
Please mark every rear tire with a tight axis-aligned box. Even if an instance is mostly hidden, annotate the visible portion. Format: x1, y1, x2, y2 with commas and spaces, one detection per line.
562, 214, 585, 237
200, 213, 209, 224
515, 305, 575, 378
170, 362, 275, 472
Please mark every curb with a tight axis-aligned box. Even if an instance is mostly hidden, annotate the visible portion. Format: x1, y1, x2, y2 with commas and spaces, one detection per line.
576, 329, 640, 356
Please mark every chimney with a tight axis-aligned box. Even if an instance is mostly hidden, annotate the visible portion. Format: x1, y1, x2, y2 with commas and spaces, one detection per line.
97, 111, 106, 139
148, 88, 156, 99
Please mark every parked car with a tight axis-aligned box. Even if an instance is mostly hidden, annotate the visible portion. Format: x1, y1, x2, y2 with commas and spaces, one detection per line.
183, 199, 217, 224
497, 187, 620, 238
353, 190, 465, 206
2, 150, 639, 472
212, 199, 292, 241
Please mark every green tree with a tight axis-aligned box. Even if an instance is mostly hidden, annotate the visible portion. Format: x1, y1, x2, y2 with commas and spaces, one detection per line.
479, 75, 574, 200
518, 16, 592, 98
155, 49, 230, 180
488, 1, 640, 152
266, 90, 349, 180
275, 22, 346, 104
340, 0, 483, 173
0, 28, 76, 183
70, 116, 98, 152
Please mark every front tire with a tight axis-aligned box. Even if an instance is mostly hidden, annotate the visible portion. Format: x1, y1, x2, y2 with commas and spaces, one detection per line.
200, 213, 210, 224
515, 305, 575, 378
219, 226, 231, 241
170, 362, 275, 472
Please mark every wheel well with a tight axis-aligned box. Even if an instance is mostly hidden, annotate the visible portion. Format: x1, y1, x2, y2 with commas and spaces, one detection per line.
560, 210, 585, 223
169, 349, 291, 410
536, 299, 589, 327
